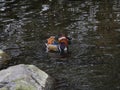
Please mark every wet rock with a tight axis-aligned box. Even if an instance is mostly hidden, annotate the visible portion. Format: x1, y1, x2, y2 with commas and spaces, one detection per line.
0, 64, 54, 90
0, 50, 11, 67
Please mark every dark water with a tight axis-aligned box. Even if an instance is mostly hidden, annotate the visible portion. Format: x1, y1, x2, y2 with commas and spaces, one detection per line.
0, 0, 120, 90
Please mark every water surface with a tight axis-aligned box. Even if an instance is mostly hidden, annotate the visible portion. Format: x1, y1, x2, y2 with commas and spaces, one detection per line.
0, 0, 120, 90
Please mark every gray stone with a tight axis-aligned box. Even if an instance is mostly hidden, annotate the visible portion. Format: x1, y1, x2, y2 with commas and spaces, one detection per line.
0, 64, 54, 90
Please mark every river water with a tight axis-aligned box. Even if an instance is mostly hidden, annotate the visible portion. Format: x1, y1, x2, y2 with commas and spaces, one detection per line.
0, 0, 120, 90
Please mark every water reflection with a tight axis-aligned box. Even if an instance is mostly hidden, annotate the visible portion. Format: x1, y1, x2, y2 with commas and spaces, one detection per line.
0, 0, 120, 90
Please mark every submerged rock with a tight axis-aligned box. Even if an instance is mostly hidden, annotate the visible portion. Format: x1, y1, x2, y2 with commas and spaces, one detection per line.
0, 50, 11, 68
0, 64, 54, 90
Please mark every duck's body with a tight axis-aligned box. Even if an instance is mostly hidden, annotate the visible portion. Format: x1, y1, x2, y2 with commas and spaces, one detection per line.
45, 43, 68, 53
45, 43, 59, 52
46, 35, 71, 56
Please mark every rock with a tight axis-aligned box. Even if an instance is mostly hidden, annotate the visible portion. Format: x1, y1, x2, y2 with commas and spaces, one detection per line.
0, 50, 11, 67
0, 64, 54, 90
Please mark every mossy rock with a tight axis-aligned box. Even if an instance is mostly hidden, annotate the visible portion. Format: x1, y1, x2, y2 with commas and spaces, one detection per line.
0, 50, 11, 66
0, 64, 54, 90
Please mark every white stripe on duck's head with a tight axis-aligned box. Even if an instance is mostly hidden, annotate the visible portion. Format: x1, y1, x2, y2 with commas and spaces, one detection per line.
58, 37, 66, 41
